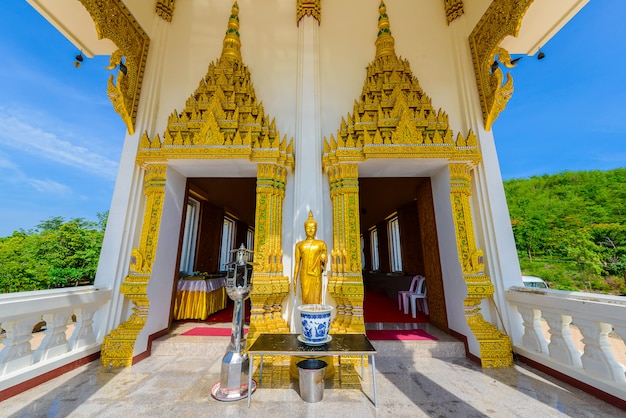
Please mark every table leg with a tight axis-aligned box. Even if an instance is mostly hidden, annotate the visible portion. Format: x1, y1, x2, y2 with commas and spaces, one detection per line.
259, 355, 263, 386
248, 354, 254, 408
371, 354, 378, 408
361, 354, 365, 379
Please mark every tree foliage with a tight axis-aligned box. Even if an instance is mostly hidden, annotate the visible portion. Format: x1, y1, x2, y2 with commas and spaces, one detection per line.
0, 213, 107, 293
504, 168, 626, 294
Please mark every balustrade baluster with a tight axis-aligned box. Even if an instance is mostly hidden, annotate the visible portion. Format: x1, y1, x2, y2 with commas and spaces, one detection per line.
0, 318, 36, 374
575, 318, 626, 383
516, 306, 548, 353
68, 308, 97, 350
34, 310, 73, 363
542, 312, 582, 367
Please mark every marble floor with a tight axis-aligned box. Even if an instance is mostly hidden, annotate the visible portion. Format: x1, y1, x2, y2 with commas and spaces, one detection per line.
3, 322, 624, 418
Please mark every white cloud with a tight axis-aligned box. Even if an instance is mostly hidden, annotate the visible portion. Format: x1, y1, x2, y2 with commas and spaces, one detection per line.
0, 108, 119, 179
27, 178, 72, 194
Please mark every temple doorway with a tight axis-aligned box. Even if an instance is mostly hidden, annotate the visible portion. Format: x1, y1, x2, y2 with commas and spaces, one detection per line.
172, 177, 256, 323
359, 177, 448, 332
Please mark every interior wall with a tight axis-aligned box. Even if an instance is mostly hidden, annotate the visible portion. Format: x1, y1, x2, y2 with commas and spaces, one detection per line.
195, 201, 223, 274
397, 200, 424, 275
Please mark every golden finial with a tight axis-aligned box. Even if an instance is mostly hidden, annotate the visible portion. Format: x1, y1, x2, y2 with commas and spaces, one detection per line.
375, 1, 396, 60
220, 2, 242, 63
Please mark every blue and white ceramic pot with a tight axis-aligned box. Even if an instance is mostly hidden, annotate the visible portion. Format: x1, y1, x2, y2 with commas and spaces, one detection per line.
298, 304, 333, 344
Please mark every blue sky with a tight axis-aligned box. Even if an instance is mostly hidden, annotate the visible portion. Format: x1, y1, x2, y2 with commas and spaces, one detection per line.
0, 1, 624, 237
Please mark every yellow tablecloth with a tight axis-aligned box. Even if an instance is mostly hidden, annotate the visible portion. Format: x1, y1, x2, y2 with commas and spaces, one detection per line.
174, 277, 227, 320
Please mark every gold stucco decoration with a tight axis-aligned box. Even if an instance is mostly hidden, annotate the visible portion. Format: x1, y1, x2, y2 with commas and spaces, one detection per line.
322, 2, 480, 170
247, 164, 291, 344
469, 0, 534, 130
443, 0, 464, 25
155, 0, 176, 22
136, 3, 294, 170
297, 0, 321, 26
101, 164, 166, 367
78, 0, 150, 135
449, 163, 513, 367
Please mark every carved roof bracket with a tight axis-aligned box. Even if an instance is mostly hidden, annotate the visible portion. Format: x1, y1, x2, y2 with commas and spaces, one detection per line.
79, 0, 150, 135
469, 0, 534, 131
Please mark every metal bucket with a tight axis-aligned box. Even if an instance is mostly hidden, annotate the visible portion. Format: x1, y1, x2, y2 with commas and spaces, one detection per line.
297, 359, 327, 403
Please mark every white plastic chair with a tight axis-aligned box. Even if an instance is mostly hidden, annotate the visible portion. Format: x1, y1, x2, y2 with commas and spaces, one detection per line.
409, 278, 428, 318
397, 275, 424, 315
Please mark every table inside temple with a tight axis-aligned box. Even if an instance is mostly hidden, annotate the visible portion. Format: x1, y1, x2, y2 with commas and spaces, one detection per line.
246, 333, 378, 407
173, 276, 227, 320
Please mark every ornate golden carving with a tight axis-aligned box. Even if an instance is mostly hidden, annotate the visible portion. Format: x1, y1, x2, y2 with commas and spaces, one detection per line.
449, 163, 513, 367
469, 0, 534, 130
78, 0, 150, 135
322, 2, 480, 170
297, 0, 321, 26
326, 164, 364, 334
101, 164, 167, 367
136, 3, 294, 170
443, 0, 464, 25
247, 164, 290, 344
155, 0, 176, 22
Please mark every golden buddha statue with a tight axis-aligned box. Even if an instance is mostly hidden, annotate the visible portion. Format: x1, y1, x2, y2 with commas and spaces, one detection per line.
293, 211, 327, 304
290, 210, 334, 378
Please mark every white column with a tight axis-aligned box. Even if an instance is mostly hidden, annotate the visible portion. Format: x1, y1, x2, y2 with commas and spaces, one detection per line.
293, 17, 324, 234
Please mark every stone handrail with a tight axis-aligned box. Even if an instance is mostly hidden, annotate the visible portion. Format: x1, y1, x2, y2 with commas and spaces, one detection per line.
0, 286, 111, 392
506, 286, 626, 402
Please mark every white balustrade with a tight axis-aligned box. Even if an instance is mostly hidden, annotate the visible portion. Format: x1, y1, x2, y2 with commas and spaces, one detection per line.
0, 286, 111, 392
507, 286, 626, 402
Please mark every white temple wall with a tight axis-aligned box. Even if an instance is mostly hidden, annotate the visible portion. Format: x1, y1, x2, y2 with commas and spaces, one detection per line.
430, 166, 478, 357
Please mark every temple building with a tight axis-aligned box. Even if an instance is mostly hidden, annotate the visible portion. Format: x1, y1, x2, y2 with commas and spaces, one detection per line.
4, 0, 625, 409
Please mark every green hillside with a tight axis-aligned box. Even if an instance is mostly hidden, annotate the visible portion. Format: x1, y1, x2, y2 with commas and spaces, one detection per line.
504, 168, 626, 294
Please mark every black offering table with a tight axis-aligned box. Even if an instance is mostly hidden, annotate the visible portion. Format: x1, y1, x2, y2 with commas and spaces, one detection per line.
246, 333, 378, 407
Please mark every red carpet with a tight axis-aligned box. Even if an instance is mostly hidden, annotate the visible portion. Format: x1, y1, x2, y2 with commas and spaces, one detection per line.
205, 299, 251, 323
181, 327, 247, 336
365, 329, 437, 341
363, 288, 428, 324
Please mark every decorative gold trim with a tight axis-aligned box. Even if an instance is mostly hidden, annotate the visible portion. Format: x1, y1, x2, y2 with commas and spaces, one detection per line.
443, 0, 464, 25
155, 0, 176, 22
449, 163, 513, 367
322, 2, 481, 170
78, 0, 149, 135
101, 164, 166, 367
297, 0, 321, 26
469, 0, 534, 130
136, 3, 294, 170
327, 164, 364, 334
247, 164, 290, 345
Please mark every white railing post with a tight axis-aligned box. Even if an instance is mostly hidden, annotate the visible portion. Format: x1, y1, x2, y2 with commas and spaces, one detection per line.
0, 319, 35, 374
542, 312, 581, 367
33, 310, 73, 363
516, 306, 548, 354
575, 318, 626, 383
68, 307, 98, 351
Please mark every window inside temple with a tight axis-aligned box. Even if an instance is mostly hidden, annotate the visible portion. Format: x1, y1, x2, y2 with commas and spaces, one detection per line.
179, 197, 200, 275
